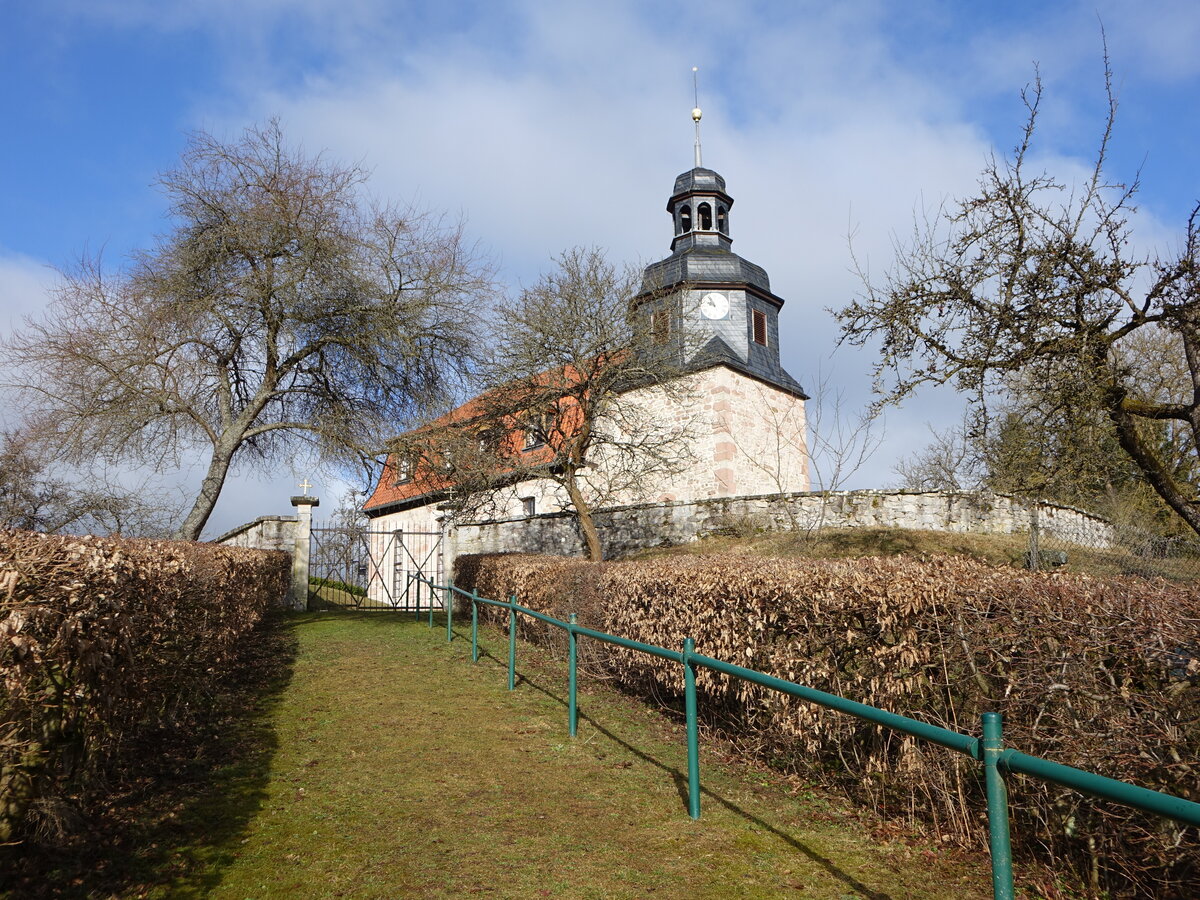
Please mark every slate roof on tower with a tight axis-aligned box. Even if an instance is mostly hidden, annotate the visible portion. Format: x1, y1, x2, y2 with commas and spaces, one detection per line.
634, 160, 808, 400
640, 246, 774, 297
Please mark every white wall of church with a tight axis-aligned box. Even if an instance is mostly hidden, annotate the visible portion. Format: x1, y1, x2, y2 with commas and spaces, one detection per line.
635, 365, 809, 502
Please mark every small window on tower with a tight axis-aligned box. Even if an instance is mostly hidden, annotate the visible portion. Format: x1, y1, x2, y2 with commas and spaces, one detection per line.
679, 204, 692, 233
651, 309, 670, 345
698, 202, 713, 230
717, 205, 728, 234
752, 309, 768, 346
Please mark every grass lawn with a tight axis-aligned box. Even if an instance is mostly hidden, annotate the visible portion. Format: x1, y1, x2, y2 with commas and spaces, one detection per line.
631, 525, 1200, 582
6, 609, 1002, 899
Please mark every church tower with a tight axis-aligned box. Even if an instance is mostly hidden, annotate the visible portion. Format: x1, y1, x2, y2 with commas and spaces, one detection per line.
633, 102, 806, 399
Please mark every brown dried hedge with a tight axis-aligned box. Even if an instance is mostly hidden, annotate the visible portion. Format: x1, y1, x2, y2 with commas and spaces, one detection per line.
454, 552, 1200, 898
0, 530, 288, 843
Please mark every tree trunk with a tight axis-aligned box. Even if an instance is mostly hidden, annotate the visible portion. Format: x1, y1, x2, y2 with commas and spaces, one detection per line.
176, 440, 238, 541
1108, 401, 1200, 537
560, 471, 603, 561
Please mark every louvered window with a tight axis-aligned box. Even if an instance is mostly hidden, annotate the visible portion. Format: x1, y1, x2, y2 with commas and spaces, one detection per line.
652, 310, 670, 345
752, 309, 768, 346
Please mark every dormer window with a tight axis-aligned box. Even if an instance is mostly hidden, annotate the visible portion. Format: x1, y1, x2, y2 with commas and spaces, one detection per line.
523, 409, 551, 450
679, 204, 692, 233
396, 456, 414, 484
477, 425, 503, 455
697, 202, 713, 231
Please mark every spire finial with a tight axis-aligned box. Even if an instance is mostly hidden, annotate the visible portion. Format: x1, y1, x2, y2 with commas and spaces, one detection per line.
691, 66, 703, 168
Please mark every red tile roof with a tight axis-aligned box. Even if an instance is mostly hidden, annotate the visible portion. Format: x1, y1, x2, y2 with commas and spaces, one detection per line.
363, 366, 589, 515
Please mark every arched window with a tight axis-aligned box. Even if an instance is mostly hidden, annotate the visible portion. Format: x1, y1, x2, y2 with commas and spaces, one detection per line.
717, 205, 728, 234
679, 204, 692, 233
698, 202, 713, 230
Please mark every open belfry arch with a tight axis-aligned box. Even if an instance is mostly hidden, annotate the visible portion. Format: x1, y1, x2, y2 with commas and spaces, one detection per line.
362, 86, 810, 562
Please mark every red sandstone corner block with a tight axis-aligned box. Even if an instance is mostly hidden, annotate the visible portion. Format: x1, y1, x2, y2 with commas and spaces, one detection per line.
714, 441, 736, 461
715, 467, 736, 495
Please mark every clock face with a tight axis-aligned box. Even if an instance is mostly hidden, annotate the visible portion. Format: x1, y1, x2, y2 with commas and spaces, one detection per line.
699, 292, 729, 320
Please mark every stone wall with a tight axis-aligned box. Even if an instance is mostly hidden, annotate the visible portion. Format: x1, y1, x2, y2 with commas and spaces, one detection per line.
217, 489, 1116, 576
450, 489, 1114, 561
213, 515, 298, 553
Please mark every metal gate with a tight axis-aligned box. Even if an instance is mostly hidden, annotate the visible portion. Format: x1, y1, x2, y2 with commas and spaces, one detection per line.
308, 525, 443, 611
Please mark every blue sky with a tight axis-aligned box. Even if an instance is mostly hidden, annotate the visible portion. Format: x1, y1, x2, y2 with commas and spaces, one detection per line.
2, 0, 1199, 537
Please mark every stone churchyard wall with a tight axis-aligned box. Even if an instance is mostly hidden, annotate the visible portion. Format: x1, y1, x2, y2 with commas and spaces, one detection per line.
450, 489, 1114, 561
214, 514, 298, 552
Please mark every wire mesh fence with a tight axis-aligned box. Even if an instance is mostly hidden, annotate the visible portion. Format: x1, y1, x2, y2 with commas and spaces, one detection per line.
1024, 504, 1200, 582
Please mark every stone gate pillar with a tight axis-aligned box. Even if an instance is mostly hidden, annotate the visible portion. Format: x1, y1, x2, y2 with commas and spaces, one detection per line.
290, 491, 320, 611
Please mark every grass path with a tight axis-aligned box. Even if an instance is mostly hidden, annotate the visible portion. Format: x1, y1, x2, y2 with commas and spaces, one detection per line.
3, 610, 1000, 898
182, 610, 993, 900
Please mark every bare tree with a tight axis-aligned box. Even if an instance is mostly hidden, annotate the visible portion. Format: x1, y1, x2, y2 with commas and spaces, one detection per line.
3, 121, 492, 539
0, 427, 179, 536
395, 247, 699, 560
896, 352, 1197, 534
893, 417, 984, 492
837, 57, 1200, 535
802, 375, 885, 532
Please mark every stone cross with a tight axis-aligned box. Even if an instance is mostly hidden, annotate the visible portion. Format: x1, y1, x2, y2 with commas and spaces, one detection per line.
298, 478, 312, 496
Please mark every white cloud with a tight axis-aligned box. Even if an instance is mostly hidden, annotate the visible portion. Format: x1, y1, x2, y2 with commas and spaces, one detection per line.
193, 0, 1166, 490
0, 253, 55, 333
16, 0, 1199, 507
1095, 0, 1200, 82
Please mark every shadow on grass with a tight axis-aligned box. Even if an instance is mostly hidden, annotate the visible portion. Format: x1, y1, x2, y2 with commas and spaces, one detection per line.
448, 620, 894, 900
1, 609, 299, 900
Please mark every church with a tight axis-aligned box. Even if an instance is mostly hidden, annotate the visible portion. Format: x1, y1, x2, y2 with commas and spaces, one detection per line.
363, 109, 810, 565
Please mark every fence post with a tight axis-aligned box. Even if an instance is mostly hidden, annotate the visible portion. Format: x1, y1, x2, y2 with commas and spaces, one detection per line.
508, 594, 518, 691
446, 583, 453, 643
471, 591, 479, 662
428, 575, 435, 628
1028, 502, 1041, 572
683, 636, 700, 820
982, 712, 1015, 900
568, 613, 578, 738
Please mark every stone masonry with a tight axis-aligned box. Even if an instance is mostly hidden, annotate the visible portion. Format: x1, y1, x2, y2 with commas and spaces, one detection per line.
213, 515, 298, 552
450, 489, 1114, 561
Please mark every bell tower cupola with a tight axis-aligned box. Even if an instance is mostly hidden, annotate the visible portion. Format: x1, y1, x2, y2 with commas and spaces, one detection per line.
632, 74, 807, 400
669, 96, 734, 253
669, 167, 734, 253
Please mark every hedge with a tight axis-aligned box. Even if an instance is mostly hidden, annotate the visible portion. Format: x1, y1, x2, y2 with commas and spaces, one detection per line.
454, 552, 1200, 898
0, 530, 288, 844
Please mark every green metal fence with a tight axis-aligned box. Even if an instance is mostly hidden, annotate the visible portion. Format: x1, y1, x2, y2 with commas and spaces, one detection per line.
417, 576, 1200, 900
